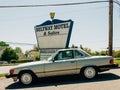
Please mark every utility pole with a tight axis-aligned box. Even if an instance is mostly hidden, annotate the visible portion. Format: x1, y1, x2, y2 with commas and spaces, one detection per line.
108, 0, 113, 56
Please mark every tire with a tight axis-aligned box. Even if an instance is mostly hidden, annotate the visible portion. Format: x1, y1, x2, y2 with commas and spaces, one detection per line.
19, 72, 34, 85
81, 67, 97, 79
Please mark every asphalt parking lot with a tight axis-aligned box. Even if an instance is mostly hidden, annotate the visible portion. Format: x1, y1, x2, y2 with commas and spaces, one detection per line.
0, 68, 120, 90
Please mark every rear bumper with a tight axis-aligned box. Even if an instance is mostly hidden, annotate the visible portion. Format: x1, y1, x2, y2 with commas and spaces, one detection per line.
98, 64, 119, 72
6, 74, 18, 78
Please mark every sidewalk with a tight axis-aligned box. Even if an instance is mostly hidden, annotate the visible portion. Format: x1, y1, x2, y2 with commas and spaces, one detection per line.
0, 77, 5, 80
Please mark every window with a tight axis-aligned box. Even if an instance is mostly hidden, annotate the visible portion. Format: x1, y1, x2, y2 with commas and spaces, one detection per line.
64, 50, 73, 59
74, 50, 84, 58
57, 51, 63, 60
55, 50, 73, 60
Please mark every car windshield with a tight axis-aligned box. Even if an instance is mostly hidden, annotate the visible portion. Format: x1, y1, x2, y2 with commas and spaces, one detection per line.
79, 49, 91, 56
47, 55, 53, 61
47, 52, 57, 61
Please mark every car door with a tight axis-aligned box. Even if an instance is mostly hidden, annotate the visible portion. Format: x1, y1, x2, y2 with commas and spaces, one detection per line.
44, 50, 77, 77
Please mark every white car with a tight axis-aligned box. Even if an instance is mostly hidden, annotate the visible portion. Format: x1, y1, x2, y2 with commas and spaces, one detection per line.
6, 48, 118, 85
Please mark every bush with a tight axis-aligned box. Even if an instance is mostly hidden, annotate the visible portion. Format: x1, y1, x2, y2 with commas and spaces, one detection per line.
10, 60, 17, 63
115, 58, 120, 60
1, 48, 19, 63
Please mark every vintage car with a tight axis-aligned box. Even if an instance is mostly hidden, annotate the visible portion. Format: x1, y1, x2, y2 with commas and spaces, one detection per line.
6, 48, 118, 85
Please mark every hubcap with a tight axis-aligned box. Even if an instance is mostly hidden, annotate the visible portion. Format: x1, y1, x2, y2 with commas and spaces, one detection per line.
84, 67, 96, 79
21, 73, 32, 85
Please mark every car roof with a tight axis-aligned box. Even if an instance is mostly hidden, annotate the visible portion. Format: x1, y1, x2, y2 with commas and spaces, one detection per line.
57, 48, 81, 51
57, 48, 91, 56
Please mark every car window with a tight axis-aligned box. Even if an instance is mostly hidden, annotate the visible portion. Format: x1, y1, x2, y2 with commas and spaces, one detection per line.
74, 50, 84, 58
57, 51, 63, 60
55, 50, 73, 60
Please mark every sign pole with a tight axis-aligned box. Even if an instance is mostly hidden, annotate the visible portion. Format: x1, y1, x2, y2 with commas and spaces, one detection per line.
108, 0, 113, 56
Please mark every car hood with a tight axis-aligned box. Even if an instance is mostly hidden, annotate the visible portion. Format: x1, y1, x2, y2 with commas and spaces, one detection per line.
13, 60, 50, 69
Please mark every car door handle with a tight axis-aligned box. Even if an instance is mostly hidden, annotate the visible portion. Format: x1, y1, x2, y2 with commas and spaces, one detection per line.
70, 61, 75, 63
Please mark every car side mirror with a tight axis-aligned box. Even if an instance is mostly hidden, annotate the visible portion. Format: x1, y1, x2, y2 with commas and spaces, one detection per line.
52, 59, 55, 62
52, 56, 58, 62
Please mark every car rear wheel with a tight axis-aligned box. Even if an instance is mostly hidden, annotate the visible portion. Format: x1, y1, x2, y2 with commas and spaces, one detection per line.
81, 67, 97, 79
19, 72, 34, 85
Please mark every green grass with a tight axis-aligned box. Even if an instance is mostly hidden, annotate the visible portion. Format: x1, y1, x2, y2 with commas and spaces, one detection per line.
0, 73, 7, 78
115, 59, 120, 66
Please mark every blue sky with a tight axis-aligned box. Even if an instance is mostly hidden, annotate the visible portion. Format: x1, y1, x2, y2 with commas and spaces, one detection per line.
0, 0, 120, 52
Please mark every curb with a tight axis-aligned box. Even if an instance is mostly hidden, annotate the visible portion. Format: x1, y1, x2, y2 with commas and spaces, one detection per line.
0, 77, 5, 80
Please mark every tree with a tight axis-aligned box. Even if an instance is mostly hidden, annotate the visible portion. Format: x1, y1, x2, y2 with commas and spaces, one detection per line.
79, 44, 92, 55
100, 50, 108, 55
1, 48, 19, 63
25, 50, 29, 58
80, 44, 83, 50
14, 47, 23, 53
34, 53, 40, 60
71, 44, 75, 48
71, 44, 78, 48
33, 45, 39, 51
94, 51, 100, 56
82, 47, 92, 55
113, 50, 120, 58
0, 41, 9, 46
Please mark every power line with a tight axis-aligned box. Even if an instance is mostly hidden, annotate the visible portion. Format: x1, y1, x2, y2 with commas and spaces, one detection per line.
115, 0, 120, 8
6, 42, 35, 46
0, 0, 120, 8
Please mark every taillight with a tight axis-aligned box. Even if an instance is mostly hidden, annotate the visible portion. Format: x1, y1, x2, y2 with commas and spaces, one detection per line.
10, 69, 14, 74
110, 59, 114, 64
